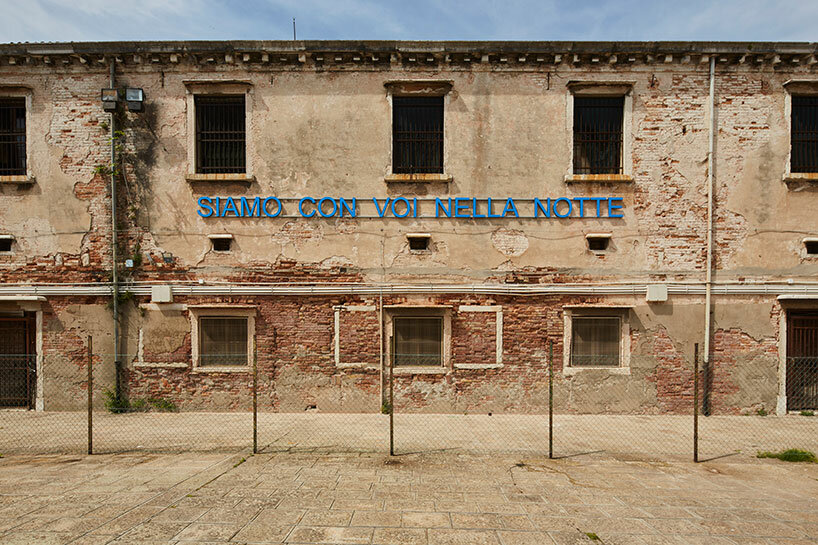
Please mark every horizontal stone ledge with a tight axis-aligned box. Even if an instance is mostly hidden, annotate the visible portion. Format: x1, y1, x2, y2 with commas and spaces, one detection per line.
186, 173, 256, 183
564, 174, 634, 184
384, 173, 453, 183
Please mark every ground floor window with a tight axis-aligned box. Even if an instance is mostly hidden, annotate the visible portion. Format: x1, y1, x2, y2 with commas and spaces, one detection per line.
564, 308, 629, 371
571, 316, 621, 367
394, 316, 443, 366
200, 317, 248, 366
190, 307, 255, 371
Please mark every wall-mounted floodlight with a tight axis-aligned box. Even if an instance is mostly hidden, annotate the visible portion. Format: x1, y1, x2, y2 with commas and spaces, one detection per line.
125, 88, 144, 112
101, 88, 119, 112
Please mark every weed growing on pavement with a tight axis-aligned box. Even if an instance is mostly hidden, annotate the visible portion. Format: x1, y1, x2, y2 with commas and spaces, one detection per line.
757, 449, 816, 463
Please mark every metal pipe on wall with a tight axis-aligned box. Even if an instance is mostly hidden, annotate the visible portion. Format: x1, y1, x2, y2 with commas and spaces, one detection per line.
703, 56, 716, 415
109, 60, 121, 399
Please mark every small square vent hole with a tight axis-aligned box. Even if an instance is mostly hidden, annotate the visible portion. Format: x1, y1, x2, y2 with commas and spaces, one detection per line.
211, 238, 232, 252
586, 234, 611, 252
0, 238, 12, 252
805, 240, 818, 256
407, 233, 431, 251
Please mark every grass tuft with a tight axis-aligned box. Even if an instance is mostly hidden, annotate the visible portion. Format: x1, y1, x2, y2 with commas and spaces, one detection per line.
800, 410, 814, 417
585, 532, 601, 541
757, 448, 816, 463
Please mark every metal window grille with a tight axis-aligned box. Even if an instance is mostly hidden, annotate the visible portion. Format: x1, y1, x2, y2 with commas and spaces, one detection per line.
199, 317, 248, 366
573, 96, 624, 175
394, 316, 443, 366
393, 96, 444, 174
0, 98, 26, 176
570, 316, 620, 367
787, 313, 818, 410
791, 96, 818, 173
195, 95, 246, 174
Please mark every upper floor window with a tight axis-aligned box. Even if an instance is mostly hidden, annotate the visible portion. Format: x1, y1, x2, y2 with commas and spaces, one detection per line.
0, 98, 26, 176
573, 96, 624, 175
195, 95, 246, 174
791, 96, 818, 173
392, 96, 443, 174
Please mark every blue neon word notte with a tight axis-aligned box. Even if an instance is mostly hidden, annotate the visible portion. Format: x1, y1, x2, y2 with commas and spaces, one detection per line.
196, 196, 625, 219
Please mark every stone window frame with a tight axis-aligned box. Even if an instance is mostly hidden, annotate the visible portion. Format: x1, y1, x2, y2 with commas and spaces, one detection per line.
783, 80, 818, 183
333, 304, 379, 369
384, 305, 452, 375
564, 81, 634, 184
189, 305, 255, 373
0, 85, 34, 184
563, 306, 631, 375
383, 80, 454, 184
453, 305, 504, 369
184, 80, 255, 183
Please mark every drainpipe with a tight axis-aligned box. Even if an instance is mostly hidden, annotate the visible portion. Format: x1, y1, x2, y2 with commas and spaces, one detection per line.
109, 60, 121, 400
703, 56, 716, 415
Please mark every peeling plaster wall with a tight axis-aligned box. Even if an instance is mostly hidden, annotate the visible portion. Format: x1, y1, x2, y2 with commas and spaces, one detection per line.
0, 43, 815, 413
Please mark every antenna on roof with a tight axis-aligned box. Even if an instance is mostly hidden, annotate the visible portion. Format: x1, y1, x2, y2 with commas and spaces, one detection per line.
293, 17, 296, 41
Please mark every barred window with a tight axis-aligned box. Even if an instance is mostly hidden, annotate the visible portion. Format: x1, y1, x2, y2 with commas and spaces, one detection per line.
393, 96, 444, 174
570, 317, 620, 367
0, 98, 26, 176
394, 316, 443, 366
573, 97, 624, 175
199, 317, 248, 366
792, 96, 818, 173
195, 95, 246, 174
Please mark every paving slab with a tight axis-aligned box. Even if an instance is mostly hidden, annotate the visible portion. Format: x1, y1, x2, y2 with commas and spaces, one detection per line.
0, 451, 816, 544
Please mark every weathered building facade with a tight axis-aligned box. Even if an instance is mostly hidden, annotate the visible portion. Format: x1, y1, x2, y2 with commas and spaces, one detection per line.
1, 40, 817, 415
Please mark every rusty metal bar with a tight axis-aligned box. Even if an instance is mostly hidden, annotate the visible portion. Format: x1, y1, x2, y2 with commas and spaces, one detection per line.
87, 335, 93, 455
549, 339, 554, 459
389, 336, 395, 456
694, 342, 699, 463
253, 337, 258, 454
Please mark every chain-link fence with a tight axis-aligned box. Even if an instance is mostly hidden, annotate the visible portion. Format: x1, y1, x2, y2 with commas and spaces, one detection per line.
1, 339, 817, 461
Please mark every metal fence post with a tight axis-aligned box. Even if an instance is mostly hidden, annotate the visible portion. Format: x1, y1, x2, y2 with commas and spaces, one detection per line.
693, 343, 699, 463
253, 338, 258, 454
549, 339, 553, 459
389, 337, 394, 456
87, 336, 93, 455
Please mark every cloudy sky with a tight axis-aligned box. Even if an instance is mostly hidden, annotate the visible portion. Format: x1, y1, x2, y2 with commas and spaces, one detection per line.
1, 0, 816, 43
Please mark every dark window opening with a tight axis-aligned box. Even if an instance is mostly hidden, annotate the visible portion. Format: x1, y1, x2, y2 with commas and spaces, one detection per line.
199, 317, 248, 366
573, 96, 624, 175
805, 240, 818, 255
408, 235, 430, 251
393, 96, 444, 174
211, 238, 232, 252
587, 236, 610, 252
0, 98, 26, 176
571, 316, 620, 367
792, 96, 818, 173
394, 316, 443, 366
0, 239, 11, 252
195, 95, 246, 174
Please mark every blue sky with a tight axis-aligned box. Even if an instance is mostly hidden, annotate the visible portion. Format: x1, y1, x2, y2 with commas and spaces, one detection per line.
2, 0, 816, 43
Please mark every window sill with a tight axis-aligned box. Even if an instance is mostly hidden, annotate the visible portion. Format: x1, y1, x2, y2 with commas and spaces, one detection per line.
563, 366, 630, 376
192, 366, 251, 373
336, 362, 379, 370
385, 173, 452, 183
393, 367, 447, 375
186, 173, 255, 183
133, 362, 188, 369
0, 175, 35, 184
454, 363, 503, 370
783, 173, 818, 183
565, 174, 633, 184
